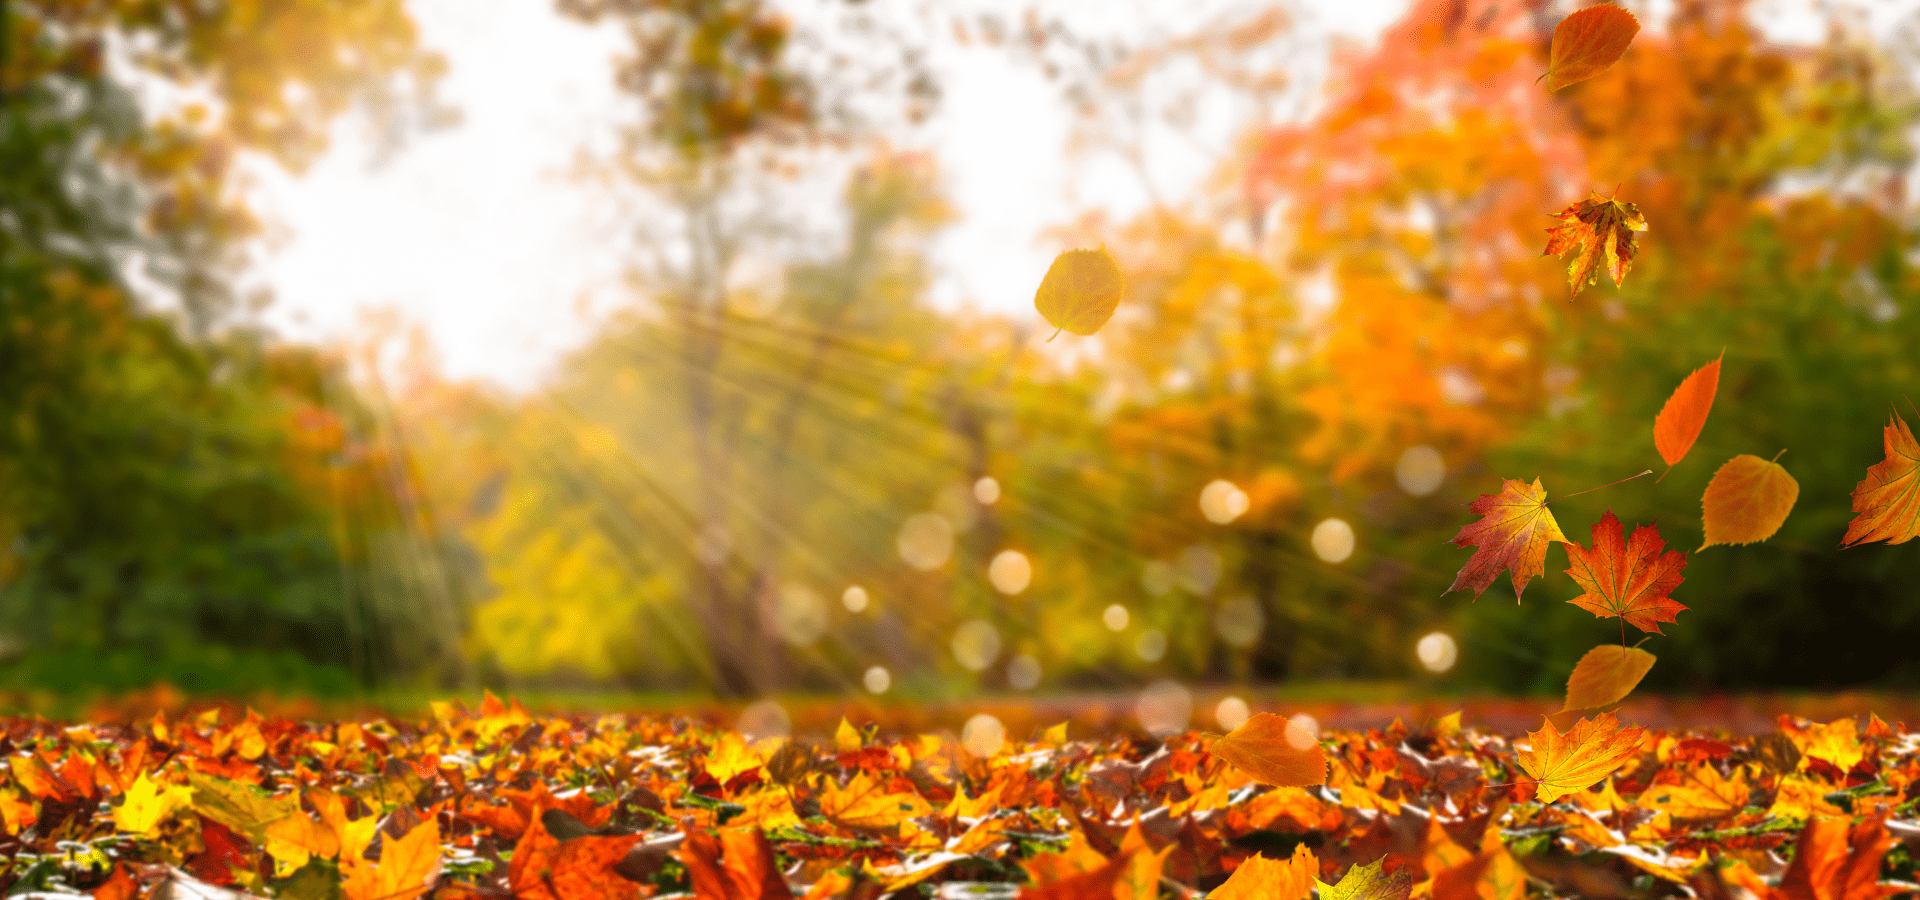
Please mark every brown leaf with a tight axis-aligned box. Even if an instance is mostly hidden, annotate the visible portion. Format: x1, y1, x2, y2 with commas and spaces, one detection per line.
1543, 4, 1640, 91
1563, 645, 1656, 712
1034, 247, 1125, 339
1700, 454, 1799, 549
1653, 353, 1721, 468
1209, 713, 1328, 787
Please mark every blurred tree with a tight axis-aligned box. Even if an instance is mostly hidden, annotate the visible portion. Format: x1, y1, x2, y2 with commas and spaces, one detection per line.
0, 0, 456, 692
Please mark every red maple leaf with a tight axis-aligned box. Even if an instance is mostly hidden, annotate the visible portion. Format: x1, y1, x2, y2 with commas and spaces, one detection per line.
1563, 510, 1688, 636
1446, 478, 1567, 602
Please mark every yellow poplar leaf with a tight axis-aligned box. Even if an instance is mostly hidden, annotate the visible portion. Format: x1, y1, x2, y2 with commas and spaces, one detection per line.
1034, 247, 1125, 339
1563, 645, 1656, 712
113, 772, 192, 836
1209, 843, 1316, 900
1317, 856, 1412, 900
1210, 713, 1328, 787
1543, 4, 1640, 91
705, 731, 763, 785
1516, 713, 1646, 804
1700, 454, 1799, 549
1653, 353, 1721, 468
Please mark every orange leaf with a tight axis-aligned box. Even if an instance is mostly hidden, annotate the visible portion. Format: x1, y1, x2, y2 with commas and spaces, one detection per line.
1209, 713, 1328, 787
1543, 4, 1640, 91
1034, 247, 1125, 339
1543, 192, 1648, 294
1776, 816, 1900, 900
1563, 511, 1687, 635
91, 864, 139, 900
1515, 713, 1645, 804
816, 771, 930, 834
1563, 645, 1656, 712
1842, 412, 1920, 547
1447, 478, 1567, 602
516, 816, 647, 900
1018, 851, 1131, 900
1210, 843, 1317, 900
1634, 763, 1747, 822
1653, 354, 1721, 468
1701, 454, 1799, 548
343, 816, 440, 900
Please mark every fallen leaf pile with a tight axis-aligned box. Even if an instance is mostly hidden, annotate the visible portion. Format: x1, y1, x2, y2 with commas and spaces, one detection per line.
3, 695, 1920, 899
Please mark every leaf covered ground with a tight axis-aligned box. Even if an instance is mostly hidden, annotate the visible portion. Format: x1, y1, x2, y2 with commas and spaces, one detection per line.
3, 696, 1919, 899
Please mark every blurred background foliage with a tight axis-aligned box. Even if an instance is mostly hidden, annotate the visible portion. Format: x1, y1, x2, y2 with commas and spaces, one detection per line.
3, 0, 1919, 703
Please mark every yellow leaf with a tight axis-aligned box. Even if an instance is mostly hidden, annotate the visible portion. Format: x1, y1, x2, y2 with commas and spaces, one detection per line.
1563, 645, 1656, 712
1634, 763, 1746, 822
343, 816, 440, 900
1317, 856, 1412, 900
188, 772, 294, 842
1034, 247, 1125, 339
1515, 713, 1645, 804
817, 771, 930, 834
834, 718, 865, 752
265, 809, 341, 877
942, 785, 1003, 820
705, 731, 763, 785
113, 772, 191, 836
1700, 454, 1799, 549
1782, 717, 1864, 772
1768, 775, 1847, 820
1116, 821, 1171, 900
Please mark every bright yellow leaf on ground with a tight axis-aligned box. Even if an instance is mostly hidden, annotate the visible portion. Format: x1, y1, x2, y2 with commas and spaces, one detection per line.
113, 772, 191, 836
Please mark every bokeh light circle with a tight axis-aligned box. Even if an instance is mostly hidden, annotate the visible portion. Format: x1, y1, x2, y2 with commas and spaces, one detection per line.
1395, 445, 1446, 497
988, 550, 1032, 595
1214, 696, 1251, 731
737, 700, 790, 740
842, 585, 869, 613
1417, 631, 1458, 673
897, 512, 954, 570
1135, 680, 1193, 736
1311, 518, 1355, 563
1006, 654, 1042, 690
951, 619, 1002, 672
775, 584, 827, 645
1286, 714, 1320, 749
1103, 604, 1130, 631
962, 713, 1005, 757
862, 665, 891, 694
1200, 479, 1251, 524
973, 476, 1001, 504
1135, 629, 1167, 662
1212, 595, 1264, 648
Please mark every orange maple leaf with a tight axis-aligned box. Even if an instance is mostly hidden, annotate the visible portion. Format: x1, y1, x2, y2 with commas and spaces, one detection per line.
1774, 816, 1901, 900
1515, 713, 1645, 804
1841, 412, 1920, 547
1446, 478, 1567, 602
1209, 713, 1328, 787
1543, 192, 1648, 295
1209, 843, 1317, 900
678, 827, 790, 900
1563, 511, 1687, 636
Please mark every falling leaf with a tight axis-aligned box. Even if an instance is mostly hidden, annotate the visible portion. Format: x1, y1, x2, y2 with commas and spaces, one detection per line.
1446, 478, 1568, 602
1563, 511, 1688, 635
1563, 645, 1656, 712
1543, 192, 1648, 295
1653, 354, 1721, 469
1700, 454, 1799, 548
1318, 856, 1413, 900
342, 816, 440, 900
1842, 412, 1920, 547
1209, 843, 1317, 900
1516, 713, 1646, 804
1542, 4, 1640, 91
1034, 247, 1125, 339
1209, 713, 1328, 787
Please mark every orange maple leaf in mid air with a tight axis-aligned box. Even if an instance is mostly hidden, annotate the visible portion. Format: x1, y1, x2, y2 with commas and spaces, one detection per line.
1841, 412, 1920, 547
1543, 192, 1648, 295
1515, 713, 1646, 804
1563, 511, 1688, 636
1446, 478, 1567, 602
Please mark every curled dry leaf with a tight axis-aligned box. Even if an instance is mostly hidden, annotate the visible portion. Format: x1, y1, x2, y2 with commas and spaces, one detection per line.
1842, 412, 1920, 547
1700, 454, 1799, 549
1209, 713, 1328, 787
1653, 353, 1722, 469
1563, 511, 1688, 636
1543, 4, 1641, 91
1034, 247, 1125, 340
1516, 712, 1646, 804
1446, 478, 1567, 602
1544, 192, 1648, 295
1563, 645, 1656, 712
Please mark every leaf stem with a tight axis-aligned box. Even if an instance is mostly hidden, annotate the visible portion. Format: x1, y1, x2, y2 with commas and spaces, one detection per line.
1546, 470, 1652, 505
1771, 448, 1788, 463
1046, 327, 1061, 343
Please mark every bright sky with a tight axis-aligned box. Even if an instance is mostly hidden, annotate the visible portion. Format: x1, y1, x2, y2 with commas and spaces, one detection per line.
249, 0, 1916, 388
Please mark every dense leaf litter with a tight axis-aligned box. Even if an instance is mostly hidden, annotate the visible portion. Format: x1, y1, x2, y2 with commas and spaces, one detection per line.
0, 695, 1916, 899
